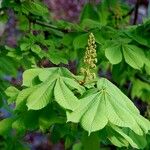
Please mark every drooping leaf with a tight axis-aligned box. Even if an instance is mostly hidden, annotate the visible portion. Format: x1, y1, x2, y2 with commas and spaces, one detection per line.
27, 77, 56, 110
16, 86, 38, 110
15, 67, 84, 111
107, 125, 147, 149
104, 40, 146, 70
67, 78, 150, 135
54, 77, 79, 111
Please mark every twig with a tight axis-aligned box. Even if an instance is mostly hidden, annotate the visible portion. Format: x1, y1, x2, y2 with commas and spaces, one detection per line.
28, 17, 76, 33
34, 20, 59, 30
122, 7, 135, 18
135, 74, 150, 84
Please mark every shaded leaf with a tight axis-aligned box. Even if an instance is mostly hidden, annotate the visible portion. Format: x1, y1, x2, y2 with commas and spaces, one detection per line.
122, 45, 145, 70
105, 42, 122, 64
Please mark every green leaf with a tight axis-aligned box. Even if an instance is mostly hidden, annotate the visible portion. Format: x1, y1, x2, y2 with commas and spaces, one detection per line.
0, 118, 14, 135
16, 87, 36, 110
108, 125, 147, 149
0, 56, 18, 76
131, 79, 150, 102
38, 68, 59, 82
0, 93, 2, 108
73, 34, 88, 50
17, 111, 39, 130
26, 78, 56, 110
20, 43, 30, 51
22, 1, 48, 16
31, 44, 41, 54
39, 107, 65, 131
81, 132, 100, 150
80, 19, 101, 29
62, 77, 85, 95
105, 42, 122, 64
23, 68, 42, 87
54, 77, 79, 110
5, 86, 19, 104
104, 40, 146, 70
20, 67, 84, 110
67, 78, 150, 135
17, 15, 29, 30
72, 143, 82, 150
67, 90, 108, 134
80, 3, 99, 22
47, 49, 68, 65
122, 44, 145, 70
145, 56, 150, 75
96, 2, 109, 26
62, 33, 77, 46
12, 118, 26, 134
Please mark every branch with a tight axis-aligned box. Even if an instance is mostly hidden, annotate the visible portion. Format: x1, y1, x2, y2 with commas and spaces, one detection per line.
133, 0, 140, 25
28, 17, 75, 33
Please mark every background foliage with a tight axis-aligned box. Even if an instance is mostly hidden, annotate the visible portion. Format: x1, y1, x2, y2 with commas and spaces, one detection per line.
0, 0, 150, 149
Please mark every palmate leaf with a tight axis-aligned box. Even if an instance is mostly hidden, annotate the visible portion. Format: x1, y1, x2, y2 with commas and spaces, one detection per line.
9, 67, 85, 110
104, 40, 146, 70
67, 78, 150, 135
